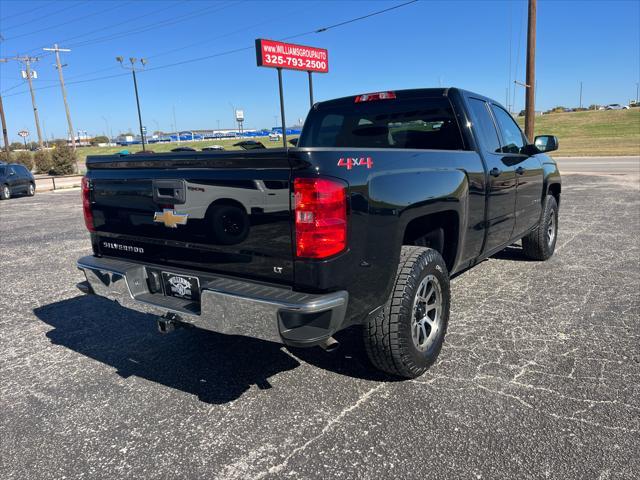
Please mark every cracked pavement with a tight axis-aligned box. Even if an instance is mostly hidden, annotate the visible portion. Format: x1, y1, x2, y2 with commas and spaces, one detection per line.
1, 168, 639, 479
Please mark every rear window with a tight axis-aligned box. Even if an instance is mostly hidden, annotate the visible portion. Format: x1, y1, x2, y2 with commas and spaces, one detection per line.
299, 97, 463, 150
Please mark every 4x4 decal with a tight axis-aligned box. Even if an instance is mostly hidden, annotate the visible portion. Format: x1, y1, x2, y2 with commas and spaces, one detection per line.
337, 157, 373, 170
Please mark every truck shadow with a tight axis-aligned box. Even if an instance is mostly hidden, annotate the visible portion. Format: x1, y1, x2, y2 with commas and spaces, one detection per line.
34, 296, 390, 405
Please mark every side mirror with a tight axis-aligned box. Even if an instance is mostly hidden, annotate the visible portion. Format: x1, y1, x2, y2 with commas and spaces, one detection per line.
534, 135, 558, 153
288, 138, 298, 146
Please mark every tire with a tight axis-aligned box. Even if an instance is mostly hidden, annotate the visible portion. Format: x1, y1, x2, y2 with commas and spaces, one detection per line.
27, 182, 35, 196
364, 246, 450, 379
0, 184, 10, 200
209, 204, 250, 245
522, 194, 558, 260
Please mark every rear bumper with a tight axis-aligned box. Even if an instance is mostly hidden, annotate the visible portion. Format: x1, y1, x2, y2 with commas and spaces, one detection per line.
76, 255, 348, 347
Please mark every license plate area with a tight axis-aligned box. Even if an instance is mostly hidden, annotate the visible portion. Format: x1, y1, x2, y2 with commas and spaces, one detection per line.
161, 271, 201, 302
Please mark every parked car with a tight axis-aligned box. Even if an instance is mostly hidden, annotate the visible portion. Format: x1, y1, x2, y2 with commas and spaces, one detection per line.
202, 145, 225, 151
233, 140, 266, 150
77, 87, 560, 378
170, 147, 196, 152
0, 163, 36, 200
605, 104, 628, 110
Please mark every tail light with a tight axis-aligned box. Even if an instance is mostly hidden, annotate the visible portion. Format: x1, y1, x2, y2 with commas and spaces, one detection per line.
294, 177, 347, 259
81, 177, 95, 232
354, 91, 396, 103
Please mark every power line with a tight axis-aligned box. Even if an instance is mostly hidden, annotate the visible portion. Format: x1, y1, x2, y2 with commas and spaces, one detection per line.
1, 0, 420, 98
21, 0, 187, 55
0, 1, 90, 33
63, 1, 240, 49
2, 1, 132, 42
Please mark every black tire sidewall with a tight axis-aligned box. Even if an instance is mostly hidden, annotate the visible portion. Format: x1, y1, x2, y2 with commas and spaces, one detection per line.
1, 184, 10, 200
399, 250, 450, 373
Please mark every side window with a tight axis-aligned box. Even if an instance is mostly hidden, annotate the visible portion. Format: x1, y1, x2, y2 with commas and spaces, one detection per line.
468, 98, 501, 153
17, 165, 29, 176
491, 105, 526, 154
9, 167, 16, 176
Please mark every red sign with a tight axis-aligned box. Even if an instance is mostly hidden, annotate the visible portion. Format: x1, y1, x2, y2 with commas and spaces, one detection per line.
255, 39, 328, 73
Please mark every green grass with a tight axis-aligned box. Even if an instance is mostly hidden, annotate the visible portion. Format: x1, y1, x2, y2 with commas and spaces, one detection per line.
516, 109, 640, 156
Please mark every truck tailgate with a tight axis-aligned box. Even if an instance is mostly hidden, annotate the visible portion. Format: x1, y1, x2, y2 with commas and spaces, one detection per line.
86, 151, 294, 284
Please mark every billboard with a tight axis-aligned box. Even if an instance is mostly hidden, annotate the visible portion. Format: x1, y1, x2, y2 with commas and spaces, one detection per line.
255, 39, 328, 73
235, 109, 244, 122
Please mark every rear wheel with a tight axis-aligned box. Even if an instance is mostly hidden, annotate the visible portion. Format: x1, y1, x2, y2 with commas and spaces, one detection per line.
522, 194, 558, 260
1, 184, 10, 200
363, 246, 450, 378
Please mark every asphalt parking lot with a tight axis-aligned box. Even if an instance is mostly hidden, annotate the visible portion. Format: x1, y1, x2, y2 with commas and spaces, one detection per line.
1, 159, 639, 479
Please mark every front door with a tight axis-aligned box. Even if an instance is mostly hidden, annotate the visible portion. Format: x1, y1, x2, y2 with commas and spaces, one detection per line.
490, 105, 544, 237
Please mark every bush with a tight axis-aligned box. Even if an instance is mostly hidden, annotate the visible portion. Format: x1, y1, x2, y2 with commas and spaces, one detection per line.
0, 150, 13, 163
49, 145, 77, 175
33, 150, 53, 174
90, 135, 109, 145
13, 151, 34, 171
9, 142, 23, 151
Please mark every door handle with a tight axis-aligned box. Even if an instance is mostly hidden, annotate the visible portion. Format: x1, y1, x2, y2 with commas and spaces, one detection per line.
515, 166, 525, 175
489, 167, 501, 177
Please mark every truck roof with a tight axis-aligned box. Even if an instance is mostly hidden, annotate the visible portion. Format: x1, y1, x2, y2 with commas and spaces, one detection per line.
313, 87, 497, 110
314, 88, 455, 108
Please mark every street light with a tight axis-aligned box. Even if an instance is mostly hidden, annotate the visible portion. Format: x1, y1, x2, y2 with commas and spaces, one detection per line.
117, 56, 147, 151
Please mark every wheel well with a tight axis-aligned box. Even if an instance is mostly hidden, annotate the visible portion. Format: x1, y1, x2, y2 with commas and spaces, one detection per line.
548, 183, 561, 206
205, 198, 248, 216
402, 210, 459, 271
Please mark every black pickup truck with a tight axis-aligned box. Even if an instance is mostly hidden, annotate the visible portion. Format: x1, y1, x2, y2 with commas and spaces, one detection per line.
77, 88, 560, 378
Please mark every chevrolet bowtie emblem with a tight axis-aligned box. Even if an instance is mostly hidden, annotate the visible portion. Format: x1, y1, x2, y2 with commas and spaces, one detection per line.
153, 209, 188, 228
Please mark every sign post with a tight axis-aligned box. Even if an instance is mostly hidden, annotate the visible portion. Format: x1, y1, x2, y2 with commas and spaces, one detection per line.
255, 39, 328, 148
18, 129, 29, 149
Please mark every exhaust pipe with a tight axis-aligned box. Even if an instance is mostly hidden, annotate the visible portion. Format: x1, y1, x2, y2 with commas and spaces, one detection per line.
319, 336, 340, 353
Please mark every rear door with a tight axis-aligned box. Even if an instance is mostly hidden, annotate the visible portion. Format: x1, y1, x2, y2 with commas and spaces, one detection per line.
490, 105, 544, 237
88, 151, 294, 284
466, 98, 517, 253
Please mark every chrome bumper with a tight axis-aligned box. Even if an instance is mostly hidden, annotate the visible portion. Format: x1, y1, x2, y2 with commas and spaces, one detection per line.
76, 255, 348, 346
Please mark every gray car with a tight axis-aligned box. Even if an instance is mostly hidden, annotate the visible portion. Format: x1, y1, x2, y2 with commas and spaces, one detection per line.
0, 163, 36, 199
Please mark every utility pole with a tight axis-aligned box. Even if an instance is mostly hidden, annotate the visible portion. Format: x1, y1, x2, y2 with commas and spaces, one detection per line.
0, 57, 9, 153
44, 44, 76, 150
8, 56, 44, 148
116, 56, 147, 151
0, 94, 9, 153
524, 0, 537, 141
579, 81, 583, 109
0, 44, 10, 153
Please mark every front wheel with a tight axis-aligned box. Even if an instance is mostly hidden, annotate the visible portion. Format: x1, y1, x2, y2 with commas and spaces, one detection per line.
363, 246, 450, 379
0, 184, 10, 200
27, 182, 35, 196
522, 194, 558, 260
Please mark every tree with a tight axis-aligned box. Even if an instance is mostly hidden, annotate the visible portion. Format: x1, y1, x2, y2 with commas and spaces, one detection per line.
9, 142, 23, 151
49, 145, 77, 175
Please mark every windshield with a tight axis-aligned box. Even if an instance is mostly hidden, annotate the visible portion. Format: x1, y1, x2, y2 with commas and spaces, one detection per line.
299, 97, 463, 150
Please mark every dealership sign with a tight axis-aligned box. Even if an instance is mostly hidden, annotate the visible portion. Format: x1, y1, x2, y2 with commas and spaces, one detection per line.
255, 39, 328, 73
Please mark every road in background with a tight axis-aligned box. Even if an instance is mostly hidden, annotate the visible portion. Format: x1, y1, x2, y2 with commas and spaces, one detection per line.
556, 155, 639, 174
1, 172, 639, 479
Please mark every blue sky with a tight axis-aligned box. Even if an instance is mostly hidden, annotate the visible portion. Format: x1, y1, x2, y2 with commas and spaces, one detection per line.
0, 0, 638, 142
